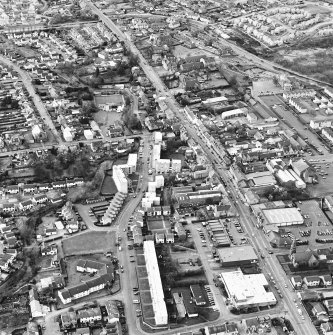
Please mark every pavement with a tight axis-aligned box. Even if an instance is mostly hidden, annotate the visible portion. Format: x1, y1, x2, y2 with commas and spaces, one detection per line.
83, 2, 317, 334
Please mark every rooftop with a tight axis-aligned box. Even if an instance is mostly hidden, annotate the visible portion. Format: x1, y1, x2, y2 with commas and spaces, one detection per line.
217, 245, 258, 264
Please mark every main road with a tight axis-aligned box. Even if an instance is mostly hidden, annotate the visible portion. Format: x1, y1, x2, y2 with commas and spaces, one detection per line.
83, 2, 317, 334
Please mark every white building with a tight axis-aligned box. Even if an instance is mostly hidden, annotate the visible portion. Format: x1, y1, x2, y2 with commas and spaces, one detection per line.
113, 165, 128, 193
144, 241, 168, 325
155, 175, 164, 188
127, 153, 137, 174
152, 144, 161, 169
171, 159, 182, 172
156, 159, 171, 174
62, 127, 73, 142
220, 269, 277, 309
154, 131, 163, 144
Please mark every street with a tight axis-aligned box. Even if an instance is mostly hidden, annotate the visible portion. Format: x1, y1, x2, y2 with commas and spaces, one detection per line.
81, 2, 318, 334
0, 55, 63, 144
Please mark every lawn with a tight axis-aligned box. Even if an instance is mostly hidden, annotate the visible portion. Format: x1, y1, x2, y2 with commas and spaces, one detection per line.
62, 231, 116, 256
0, 313, 30, 331
136, 255, 146, 266
142, 304, 155, 318
139, 278, 150, 291
140, 291, 152, 304
137, 266, 148, 278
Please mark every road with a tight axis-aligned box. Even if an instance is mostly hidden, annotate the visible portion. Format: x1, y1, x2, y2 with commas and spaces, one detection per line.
0, 55, 63, 144
257, 95, 330, 155
76, 2, 317, 334
0, 134, 145, 157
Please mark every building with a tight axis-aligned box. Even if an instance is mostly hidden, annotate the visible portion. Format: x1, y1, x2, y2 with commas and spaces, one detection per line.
190, 285, 206, 306
77, 307, 102, 324
152, 144, 161, 169
217, 245, 258, 267
143, 241, 168, 325
76, 259, 106, 273
291, 275, 303, 289
112, 165, 128, 194
58, 273, 113, 305
103, 300, 120, 323
323, 128, 333, 144
260, 207, 304, 231
290, 250, 319, 268
324, 300, 333, 315
321, 322, 333, 335
94, 94, 125, 112
303, 276, 321, 287
325, 196, 333, 213
219, 269, 277, 309
171, 159, 182, 172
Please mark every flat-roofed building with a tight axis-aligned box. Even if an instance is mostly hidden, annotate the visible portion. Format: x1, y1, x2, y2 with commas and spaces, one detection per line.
261, 207, 304, 229
217, 245, 258, 267
113, 165, 128, 194
143, 241, 168, 325
220, 269, 277, 309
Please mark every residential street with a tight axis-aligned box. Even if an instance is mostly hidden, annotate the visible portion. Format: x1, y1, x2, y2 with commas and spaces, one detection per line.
81, 2, 318, 334
0, 55, 63, 144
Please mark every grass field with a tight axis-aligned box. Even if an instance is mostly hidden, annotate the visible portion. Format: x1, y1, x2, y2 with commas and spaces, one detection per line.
62, 231, 116, 256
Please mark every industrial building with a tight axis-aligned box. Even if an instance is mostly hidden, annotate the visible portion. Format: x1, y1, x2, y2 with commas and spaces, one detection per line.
143, 241, 168, 325
260, 207, 304, 230
220, 269, 277, 309
246, 171, 277, 188
217, 245, 258, 267
206, 220, 231, 247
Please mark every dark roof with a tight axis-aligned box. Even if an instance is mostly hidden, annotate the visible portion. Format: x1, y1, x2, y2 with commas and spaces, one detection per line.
68, 283, 89, 296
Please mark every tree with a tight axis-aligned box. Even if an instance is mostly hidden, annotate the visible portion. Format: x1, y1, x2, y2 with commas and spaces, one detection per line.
128, 52, 139, 67
82, 101, 98, 116
34, 163, 51, 182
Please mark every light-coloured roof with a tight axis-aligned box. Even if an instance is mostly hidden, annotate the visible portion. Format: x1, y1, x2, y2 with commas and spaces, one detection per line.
144, 241, 168, 325
221, 270, 276, 307
262, 207, 304, 225
217, 245, 258, 264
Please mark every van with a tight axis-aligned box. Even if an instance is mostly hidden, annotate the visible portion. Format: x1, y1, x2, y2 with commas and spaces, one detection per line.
133, 299, 140, 304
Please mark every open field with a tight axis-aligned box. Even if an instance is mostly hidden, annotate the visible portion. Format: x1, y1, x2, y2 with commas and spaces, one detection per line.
62, 231, 116, 256
270, 36, 333, 85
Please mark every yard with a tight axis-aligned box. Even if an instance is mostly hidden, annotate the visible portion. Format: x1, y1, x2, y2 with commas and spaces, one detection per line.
62, 231, 116, 256
0, 312, 30, 332
93, 109, 122, 137
65, 254, 112, 287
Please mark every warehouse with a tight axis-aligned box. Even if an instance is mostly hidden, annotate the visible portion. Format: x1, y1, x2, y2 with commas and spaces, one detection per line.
261, 207, 304, 230
207, 220, 231, 247
220, 269, 277, 309
217, 245, 258, 267
143, 241, 168, 325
